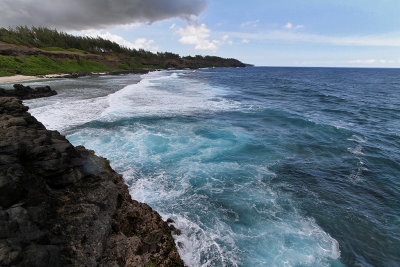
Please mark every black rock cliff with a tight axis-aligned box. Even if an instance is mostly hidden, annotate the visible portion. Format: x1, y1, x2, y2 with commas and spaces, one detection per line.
0, 97, 183, 266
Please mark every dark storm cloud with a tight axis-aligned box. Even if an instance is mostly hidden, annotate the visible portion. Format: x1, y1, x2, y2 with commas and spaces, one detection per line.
0, 0, 207, 30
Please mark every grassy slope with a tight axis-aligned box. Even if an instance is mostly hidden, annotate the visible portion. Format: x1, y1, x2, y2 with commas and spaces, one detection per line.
0, 54, 112, 76
42, 47, 89, 54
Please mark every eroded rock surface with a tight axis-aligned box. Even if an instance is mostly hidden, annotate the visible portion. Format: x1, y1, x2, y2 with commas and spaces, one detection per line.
0, 97, 183, 266
0, 84, 57, 100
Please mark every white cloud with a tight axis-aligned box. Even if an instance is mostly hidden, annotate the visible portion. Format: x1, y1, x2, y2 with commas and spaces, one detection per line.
169, 23, 176, 30
284, 22, 304, 30
241, 19, 260, 28
177, 24, 216, 51
345, 59, 396, 64
284, 22, 293, 29
346, 59, 377, 64
131, 38, 159, 51
226, 30, 400, 47
176, 23, 231, 52
79, 30, 159, 51
241, 39, 250, 44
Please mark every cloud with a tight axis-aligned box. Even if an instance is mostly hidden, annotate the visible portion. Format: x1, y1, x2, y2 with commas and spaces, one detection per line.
0, 0, 207, 30
346, 59, 377, 64
130, 38, 158, 51
80, 30, 159, 51
345, 59, 396, 64
284, 22, 293, 29
227, 30, 400, 47
176, 23, 231, 52
284, 22, 304, 30
241, 39, 250, 44
169, 23, 176, 30
240, 19, 260, 28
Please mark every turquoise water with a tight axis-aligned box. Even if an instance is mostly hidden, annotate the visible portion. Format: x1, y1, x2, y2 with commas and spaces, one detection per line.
24, 67, 400, 266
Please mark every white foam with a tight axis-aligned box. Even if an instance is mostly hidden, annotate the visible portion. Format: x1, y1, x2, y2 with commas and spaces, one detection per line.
126, 168, 190, 204
348, 134, 368, 143
24, 74, 142, 132
160, 213, 240, 267
348, 145, 365, 156
346, 134, 369, 183
101, 71, 240, 121
25, 95, 109, 131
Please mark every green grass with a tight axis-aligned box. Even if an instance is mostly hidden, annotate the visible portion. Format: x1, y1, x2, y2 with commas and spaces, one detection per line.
0, 70, 13, 76
117, 62, 130, 70
42, 47, 88, 54
117, 57, 164, 70
0, 54, 112, 76
118, 59, 159, 70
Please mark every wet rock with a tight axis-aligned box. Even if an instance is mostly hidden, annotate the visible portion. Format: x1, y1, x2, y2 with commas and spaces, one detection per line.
0, 97, 183, 266
0, 84, 57, 100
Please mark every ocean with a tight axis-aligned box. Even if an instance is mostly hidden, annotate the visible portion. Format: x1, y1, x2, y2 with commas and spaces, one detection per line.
23, 67, 400, 266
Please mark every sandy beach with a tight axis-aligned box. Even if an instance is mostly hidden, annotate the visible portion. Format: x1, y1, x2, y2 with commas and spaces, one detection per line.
0, 73, 99, 85
0, 75, 41, 84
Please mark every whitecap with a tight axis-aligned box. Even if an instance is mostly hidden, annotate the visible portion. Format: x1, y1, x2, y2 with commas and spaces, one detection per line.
100, 71, 241, 121
347, 145, 365, 156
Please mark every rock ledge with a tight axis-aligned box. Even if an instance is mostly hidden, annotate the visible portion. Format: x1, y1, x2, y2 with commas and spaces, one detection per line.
0, 84, 57, 100
0, 97, 183, 266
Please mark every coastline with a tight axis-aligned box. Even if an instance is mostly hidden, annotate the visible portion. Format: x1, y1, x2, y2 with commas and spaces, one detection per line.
0, 97, 184, 266
0, 75, 41, 84
0, 69, 152, 85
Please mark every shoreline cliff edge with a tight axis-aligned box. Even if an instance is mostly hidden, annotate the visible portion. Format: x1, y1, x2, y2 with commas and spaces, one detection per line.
0, 97, 184, 266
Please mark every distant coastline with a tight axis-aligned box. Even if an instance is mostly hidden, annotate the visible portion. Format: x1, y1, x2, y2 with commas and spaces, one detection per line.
0, 27, 247, 80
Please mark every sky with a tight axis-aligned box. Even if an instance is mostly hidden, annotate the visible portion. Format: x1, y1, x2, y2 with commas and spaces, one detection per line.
1, 0, 400, 67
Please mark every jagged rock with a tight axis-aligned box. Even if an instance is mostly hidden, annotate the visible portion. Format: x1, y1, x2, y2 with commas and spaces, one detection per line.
0, 84, 57, 100
0, 97, 184, 267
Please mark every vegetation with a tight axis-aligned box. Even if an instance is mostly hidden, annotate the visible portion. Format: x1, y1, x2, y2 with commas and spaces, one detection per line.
0, 70, 13, 76
42, 47, 88, 54
0, 55, 111, 75
0, 26, 246, 77
0, 26, 123, 54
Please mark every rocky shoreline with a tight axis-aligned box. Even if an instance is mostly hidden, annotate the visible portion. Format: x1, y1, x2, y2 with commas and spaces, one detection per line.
0, 70, 152, 85
0, 97, 184, 266
0, 84, 57, 100
38, 69, 152, 79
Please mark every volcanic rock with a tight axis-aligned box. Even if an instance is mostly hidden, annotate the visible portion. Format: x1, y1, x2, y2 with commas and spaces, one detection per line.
0, 84, 57, 100
0, 97, 183, 266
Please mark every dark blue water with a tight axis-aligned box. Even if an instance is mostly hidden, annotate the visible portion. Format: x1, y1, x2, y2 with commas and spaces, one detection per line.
25, 67, 400, 266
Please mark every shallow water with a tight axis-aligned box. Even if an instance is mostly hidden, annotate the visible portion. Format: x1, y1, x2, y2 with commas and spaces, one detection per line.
24, 67, 400, 266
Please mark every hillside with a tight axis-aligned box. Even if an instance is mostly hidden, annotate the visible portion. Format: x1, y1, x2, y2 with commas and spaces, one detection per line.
0, 27, 246, 77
